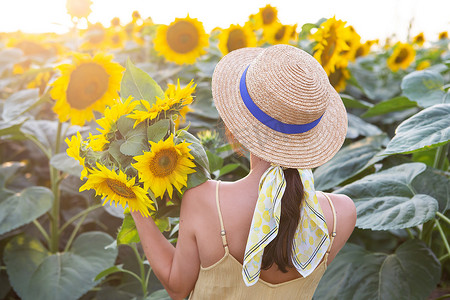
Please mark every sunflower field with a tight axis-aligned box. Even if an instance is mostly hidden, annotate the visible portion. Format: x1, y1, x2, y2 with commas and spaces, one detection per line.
0, 2, 449, 299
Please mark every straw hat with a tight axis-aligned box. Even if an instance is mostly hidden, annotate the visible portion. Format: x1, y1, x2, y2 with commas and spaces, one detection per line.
212, 44, 347, 169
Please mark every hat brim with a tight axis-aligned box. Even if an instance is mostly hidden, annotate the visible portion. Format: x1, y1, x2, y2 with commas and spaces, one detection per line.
212, 47, 347, 169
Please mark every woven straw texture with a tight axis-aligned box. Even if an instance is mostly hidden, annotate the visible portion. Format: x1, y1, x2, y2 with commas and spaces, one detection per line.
212, 44, 347, 169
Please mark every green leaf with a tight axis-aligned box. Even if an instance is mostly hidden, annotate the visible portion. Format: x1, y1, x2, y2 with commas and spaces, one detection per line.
155, 217, 170, 232
206, 150, 224, 172
361, 96, 417, 118
314, 240, 440, 300
335, 163, 438, 230
186, 165, 210, 190
347, 113, 383, 139
0, 120, 26, 138
341, 94, 372, 109
384, 103, 450, 155
0, 186, 54, 235
147, 119, 170, 143
401, 70, 446, 108
146, 289, 171, 300
49, 152, 83, 178
94, 265, 124, 281
218, 163, 240, 178
21, 120, 69, 151
176, 130, 210, 172
120, 58, 164, 104
0, 161, 25, 188
117, 212, 140, 244
118, 117, 148, 156
2, 89, 40, 122
314, 135, 387, 190
4, 232, 118, 300
411, 167, 450, 212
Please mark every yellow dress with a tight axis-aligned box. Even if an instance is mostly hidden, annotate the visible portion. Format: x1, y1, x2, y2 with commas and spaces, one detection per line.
189, 182, 337, 300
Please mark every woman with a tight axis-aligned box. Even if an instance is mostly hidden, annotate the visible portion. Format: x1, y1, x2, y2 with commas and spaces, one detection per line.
132, 44, 357, 299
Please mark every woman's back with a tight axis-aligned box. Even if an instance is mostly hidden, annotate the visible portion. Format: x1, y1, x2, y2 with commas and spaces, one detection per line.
184, 163, 356, 298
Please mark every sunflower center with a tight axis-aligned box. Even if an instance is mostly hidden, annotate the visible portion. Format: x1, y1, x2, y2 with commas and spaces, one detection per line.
275, 26, 286, 41
166, 21, 199, 54
227, 29, 247, 52
150, 149, 178, 177
262, 8, 275, 25
394, 48, 409, 63
105, 179, 136, 198
328, 68, 343, 87
66, 63, 110, 110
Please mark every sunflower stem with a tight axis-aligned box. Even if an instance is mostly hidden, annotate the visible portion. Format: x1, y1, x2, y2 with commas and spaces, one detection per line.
33, 219, 50, 246
59, 203, 102, 235
433, 143, 449, 171
434, 219, 450, 260
64, 210, 88, 252
49, 122, 63, 253
131, 243, 148, 297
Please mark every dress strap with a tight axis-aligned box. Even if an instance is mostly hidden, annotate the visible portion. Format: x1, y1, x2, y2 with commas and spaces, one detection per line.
215, 181, 229, 252
320, 192, 337, 253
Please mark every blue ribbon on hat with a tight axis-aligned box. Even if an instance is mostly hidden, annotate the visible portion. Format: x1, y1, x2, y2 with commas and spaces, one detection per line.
239, 66, 323, 134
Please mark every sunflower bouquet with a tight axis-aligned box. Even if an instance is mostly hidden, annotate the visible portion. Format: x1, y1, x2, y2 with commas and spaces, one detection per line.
65, 57, 210, 241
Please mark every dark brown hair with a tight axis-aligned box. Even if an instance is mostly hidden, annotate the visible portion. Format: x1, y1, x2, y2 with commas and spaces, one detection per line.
261, 168, 304, 272
223, 125, 304, 272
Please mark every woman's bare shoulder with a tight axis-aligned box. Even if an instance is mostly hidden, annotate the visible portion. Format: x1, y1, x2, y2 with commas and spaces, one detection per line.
181, 180, 218, 209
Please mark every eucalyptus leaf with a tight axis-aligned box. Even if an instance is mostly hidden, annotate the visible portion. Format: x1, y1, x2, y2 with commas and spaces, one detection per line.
401, 70, 447, 108
117, 212, 140, 244
0, 186, 53, 235
147, 119, 170, 143
121, 58, 164, 104
314, 134, 387, 190
314, 240, 440, 300
49, 152, 83, 178
2, 89, 40, 122
346, 113, 383, 139
4, 232, 118, 300
335, 163, 438, 230
361, 96, 417, 118
384, 103, 450, 155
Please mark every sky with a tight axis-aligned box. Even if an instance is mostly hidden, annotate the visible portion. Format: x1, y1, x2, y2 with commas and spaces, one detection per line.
0, 0, 449, 41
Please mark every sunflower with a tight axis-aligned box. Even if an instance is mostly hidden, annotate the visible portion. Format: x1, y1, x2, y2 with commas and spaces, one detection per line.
355, 40, 376, 58
51, 52, 124, 126
65, 131, 88, 179
311, 17, 352, 75
66, 0, 92, 19
88, 96, 138, 151
80, 163, 154, 217
254, 5, 278, 29
328, 66, 350, 92
128, 79, 196, 127
132, 134, 196, 199
387, 42, 415, 72
110, 17, 121, 28
153, 15, 209, 65
27, 70, 53, 96
416, 60, 431, 70
339, 25, 361, 63
218, 24, 257, 55
107, 28, 127, 49
262, 22, 296, 45
412, 32, 425, 46
81, 22, 108, 50
439, 31, 448, 40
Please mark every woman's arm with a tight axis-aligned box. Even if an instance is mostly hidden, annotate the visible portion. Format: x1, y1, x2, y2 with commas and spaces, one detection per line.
131, 187, 201, 299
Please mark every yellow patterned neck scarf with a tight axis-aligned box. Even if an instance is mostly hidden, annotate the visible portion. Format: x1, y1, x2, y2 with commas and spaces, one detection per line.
242, 166, 330, 286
